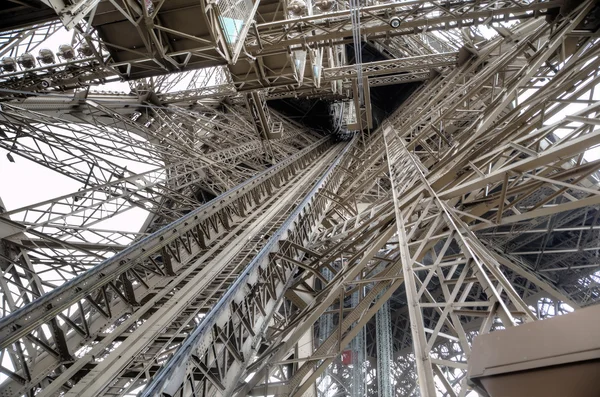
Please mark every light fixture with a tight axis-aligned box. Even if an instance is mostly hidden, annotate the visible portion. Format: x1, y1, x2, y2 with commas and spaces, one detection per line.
17, 53, 36, 69
389, 17, 401, 29
37, 49, 55, 64
0, 57, 17, 72
57, 44, 75, 60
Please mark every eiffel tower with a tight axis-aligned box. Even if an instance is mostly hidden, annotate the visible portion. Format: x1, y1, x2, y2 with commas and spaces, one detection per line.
0, 0, 599, 396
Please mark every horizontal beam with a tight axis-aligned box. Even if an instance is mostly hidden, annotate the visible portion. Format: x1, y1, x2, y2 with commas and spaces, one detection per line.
249, 1, 562, 52
324, 53, 456, 81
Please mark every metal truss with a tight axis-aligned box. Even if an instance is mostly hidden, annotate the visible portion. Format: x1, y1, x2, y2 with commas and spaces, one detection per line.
376, 297, 393, 397
38, 0, 101, 30
384, 121, 536, 395
0, 1, 564, 102
1, 0, 600, 396
247, 1, 561, 52
0, 134, 330, 395
214, 3, 600, 396
322, 52, 457, 82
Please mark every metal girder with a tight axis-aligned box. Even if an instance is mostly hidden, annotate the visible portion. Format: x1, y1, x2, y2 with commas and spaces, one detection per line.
76, 0, 232, 79
367, 71, 430, 88
0, 138, 267, 292
383, 121, 536, 396
323, 53, 457, 82
376, 298, 393, 397
217, 3, 600, 396
246, 91, 283, 141
0, 99, 272, 223
47, 139, 341, 397
39, 0, 101, 30
0, 0, 563, 101
228, 133, 399, 396
0, 135, 331, 395
247, 0, 563, 53
2, 0, 600, 395
141, 139, 354, 397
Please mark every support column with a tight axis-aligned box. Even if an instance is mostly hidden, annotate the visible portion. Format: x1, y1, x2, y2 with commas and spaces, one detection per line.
351, 290, 365, 397
317, 268, 334, 396
376, 300, 393, 397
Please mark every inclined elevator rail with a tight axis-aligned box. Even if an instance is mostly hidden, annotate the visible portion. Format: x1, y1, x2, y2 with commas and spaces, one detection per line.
0, 137, 333, 396
142, 138, 355, 397
59, 140, 346, 396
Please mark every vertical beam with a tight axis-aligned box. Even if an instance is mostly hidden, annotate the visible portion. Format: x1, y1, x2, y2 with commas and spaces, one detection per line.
383, 122, 536, 396
376, 300, 393, 397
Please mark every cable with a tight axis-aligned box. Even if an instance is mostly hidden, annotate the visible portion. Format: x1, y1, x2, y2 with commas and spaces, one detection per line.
349, 0, 364, 106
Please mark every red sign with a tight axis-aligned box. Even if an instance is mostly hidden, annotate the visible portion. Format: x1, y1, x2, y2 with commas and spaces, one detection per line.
341, 350, 353, 365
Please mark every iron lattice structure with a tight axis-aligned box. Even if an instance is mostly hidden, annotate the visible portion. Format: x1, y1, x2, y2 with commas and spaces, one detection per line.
0, 0, 599, 396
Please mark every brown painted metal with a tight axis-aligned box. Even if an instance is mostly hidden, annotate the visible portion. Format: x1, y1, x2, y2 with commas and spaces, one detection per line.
469, 304, 600, 397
